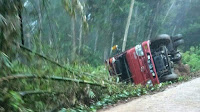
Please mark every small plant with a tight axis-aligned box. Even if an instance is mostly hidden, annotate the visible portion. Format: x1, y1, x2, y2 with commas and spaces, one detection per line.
182, 46, 200, 72
0, 91, 32, 112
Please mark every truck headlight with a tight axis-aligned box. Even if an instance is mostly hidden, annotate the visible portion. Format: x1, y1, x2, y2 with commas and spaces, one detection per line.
146, 80, 153, 87
135, 44, 144, 56
152, 72, 155, 77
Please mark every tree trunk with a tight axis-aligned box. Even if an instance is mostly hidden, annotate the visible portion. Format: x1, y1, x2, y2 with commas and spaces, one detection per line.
147, 11, 157, 39
172, 25, 177, 35
122, 0, 135, 52
44, 5, 54, 49
78, 19, 83, 55
162, 0, 176, 24
136, 26, 141, 43
19, 7, 24, 45
147, 1, 160, 39
94, 29, 99, 52
104, 46, 109, 61
133, 5, 138, 44
71, 18, 76, 61
133, 6, 138, 34
37, 0, 43, 53
110, 32, 115, 56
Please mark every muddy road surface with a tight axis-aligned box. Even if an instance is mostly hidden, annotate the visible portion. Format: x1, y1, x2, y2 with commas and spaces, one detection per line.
100, 78, 200, 112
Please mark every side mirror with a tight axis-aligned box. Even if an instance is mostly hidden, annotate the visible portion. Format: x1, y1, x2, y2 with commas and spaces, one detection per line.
111, 45, 121, 56
112, 45, 118, 51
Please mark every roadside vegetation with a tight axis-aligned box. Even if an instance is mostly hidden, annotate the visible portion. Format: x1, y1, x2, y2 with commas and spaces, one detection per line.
0, 47, 194, 112
0, 56, 192, 112
62, 75, 191, 112
182, 46, 200, 72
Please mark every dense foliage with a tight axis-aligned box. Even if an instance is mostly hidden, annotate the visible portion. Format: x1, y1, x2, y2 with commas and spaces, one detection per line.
182, 46, 200, 72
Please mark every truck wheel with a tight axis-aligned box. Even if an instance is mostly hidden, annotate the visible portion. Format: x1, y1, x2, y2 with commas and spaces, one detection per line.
159, 72, 178, 82
173, 39, 184, 48
171, 34, 183, 42
171, 53, 182, 63
150, 34, 171, 48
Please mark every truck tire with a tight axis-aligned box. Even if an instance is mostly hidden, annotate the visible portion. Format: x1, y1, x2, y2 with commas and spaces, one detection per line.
150, 34, 171, 48
171, 52, 182, 63
159, 72, 178, 82
171, 34, 183, 42
173, 39, 184, 48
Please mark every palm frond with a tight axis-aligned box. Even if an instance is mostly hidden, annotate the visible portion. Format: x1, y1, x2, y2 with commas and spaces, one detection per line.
0, 51, 12, 68
0, 14, 7, 26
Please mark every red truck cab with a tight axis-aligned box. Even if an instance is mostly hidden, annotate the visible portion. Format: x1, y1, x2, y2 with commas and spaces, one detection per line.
106, 34, 184, 85
106, 41, 159, 85
126, 41, 159, 85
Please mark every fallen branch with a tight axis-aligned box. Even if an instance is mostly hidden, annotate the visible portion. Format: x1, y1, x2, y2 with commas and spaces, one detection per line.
0, 74, 106, 88
18, 90, 66, 96
13, 41, 100, 78
13, 41, 67, 69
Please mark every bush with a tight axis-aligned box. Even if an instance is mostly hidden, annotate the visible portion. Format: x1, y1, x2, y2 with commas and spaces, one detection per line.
182, 46, 200, 72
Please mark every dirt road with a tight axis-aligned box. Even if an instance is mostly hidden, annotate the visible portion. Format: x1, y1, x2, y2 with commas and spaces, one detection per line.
100, 78, 200, 112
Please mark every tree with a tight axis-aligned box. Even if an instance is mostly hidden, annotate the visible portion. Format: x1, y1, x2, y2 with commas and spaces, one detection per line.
63, 0, 87, 61
0, 0, 22, 75
37, 0, 43, 53
122, 0, 135, 52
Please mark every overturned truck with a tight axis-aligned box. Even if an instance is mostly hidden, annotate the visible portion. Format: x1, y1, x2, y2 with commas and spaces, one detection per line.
106, 34, 184, 85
